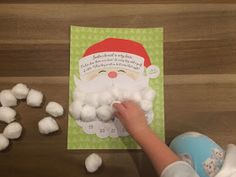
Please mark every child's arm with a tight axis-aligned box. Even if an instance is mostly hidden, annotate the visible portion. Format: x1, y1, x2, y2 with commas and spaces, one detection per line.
113, 101, 180, 175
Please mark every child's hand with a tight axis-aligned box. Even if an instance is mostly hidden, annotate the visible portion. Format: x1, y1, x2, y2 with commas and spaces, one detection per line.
113, 101, 149, 138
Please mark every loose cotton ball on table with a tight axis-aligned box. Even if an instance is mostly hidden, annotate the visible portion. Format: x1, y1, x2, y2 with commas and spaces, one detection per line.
96, 105, 114, 122
0, 134, 9, 151
3, 122, 23, 139
38, 117, 59, 134
27, 89, 43, 107
0, 90, 17, 107
46, 102, 64, 117
11, 83, 29, 99
69, 101, 83, 120
0, 107, 16, 123
80, 105, 96, 122
85, 153, 102, 173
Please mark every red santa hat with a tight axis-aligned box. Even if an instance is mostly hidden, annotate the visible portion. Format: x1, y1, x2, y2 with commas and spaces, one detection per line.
83, 38, 151, 68
79, 38, 159, 78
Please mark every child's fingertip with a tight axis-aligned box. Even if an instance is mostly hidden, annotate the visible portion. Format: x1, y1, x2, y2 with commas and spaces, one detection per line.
112, 101, 121, 108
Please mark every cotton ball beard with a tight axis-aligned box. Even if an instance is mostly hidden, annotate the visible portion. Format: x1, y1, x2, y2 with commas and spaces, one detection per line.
46, 102, 64, 117
0, 90, 17, 107
3, 122, 23, 139
85, 153, 102, 173
140, 100, 153, 112
27, 89, 43, 107
0, 134, 9, 151
73, 88, 86, 102
11, 83, 29, 99
38, 117, 59, 134
131, 91, 142, 104
96, 105, 114, 122
84, 93, 100, 108
69, 101, 83, 120
111, 87, 124, 101
142, 87, 156, 101
80, 105, 96, 122
99, 91, 114, 105
0, 107, 16, 123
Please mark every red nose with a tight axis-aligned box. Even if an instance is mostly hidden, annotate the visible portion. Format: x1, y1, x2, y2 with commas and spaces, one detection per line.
108, 71, 117, 78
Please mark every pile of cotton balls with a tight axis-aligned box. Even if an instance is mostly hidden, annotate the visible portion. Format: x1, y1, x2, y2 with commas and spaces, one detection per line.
70, 86, 156, 122
0, 83, 64, 151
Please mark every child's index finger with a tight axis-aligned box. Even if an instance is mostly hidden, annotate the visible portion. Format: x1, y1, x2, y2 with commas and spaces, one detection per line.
112, 102, 127, 115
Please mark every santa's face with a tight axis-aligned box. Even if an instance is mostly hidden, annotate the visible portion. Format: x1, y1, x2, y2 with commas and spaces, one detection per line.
75, 67, 149, 93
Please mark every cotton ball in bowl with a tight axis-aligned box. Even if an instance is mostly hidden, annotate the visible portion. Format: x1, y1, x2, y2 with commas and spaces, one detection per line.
0, 134, 9, 151
142, 87, 156, 101
11, 83, 29, 99
69, 100, 83, 120
46, 102, 64, 117
38, 117, 59, 134
27, 89, 43, 107
3, 122, 23, 139
0, 90, 17, 107
85, 153, 102, 173
80, 105, 96, 122
140, 100, 153, 112
96, 105, 114, 122
0, 107, 16, 123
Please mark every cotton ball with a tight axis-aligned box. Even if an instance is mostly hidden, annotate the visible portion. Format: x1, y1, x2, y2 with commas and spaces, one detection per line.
73, 88, 86, 103
131, 91, 142, 103
69, 101, 83, 120
96, 105, 114, 122
85, 153, 102, 173
99, 91, 114, 105
11, 83, 29, 99
38, 117, 59, 134
140, 100, 153, 112
142, 87, 156, 101
27, 89, 43, 107
80, 105, 96, 122
122, 91, 132, 101
0, 107, 16, 123
84, 93, 99, 108
0, 90, 17, 107
0, 134, 9, 151
111, 87, 123, 101
46, 101, 64, 117
3, 122, 23, 139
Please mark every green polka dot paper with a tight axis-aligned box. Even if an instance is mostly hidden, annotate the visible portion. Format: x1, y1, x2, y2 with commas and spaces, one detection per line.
68, 26, 164, 149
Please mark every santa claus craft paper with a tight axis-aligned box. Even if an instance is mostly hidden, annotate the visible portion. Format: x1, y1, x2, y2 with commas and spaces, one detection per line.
68, 26, 164, 149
